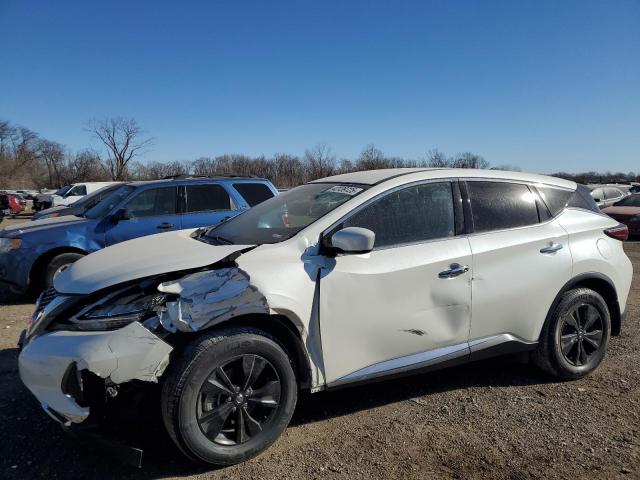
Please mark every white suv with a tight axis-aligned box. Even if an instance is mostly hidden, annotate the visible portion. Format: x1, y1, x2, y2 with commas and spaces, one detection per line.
18, 168, 633, 466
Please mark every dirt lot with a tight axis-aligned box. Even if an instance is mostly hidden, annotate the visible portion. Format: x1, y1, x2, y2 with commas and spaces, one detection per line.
0, 216, 638, 479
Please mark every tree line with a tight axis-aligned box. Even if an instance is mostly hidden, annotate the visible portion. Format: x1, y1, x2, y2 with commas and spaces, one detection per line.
1, 118, 637, 190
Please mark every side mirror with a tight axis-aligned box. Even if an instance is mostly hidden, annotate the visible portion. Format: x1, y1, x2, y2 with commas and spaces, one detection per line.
329, 227, 375, 254
111, 208, 130, 223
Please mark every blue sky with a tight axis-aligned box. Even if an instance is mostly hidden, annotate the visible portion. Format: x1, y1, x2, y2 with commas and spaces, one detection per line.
1, 0, 639, 173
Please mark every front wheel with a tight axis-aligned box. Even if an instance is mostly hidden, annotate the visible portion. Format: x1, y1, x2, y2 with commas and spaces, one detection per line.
161, 327, 298, 466
534, 288, 611, 379
43, 252, 84, 289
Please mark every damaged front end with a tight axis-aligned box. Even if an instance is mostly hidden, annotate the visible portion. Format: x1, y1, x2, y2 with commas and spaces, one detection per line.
18, 261, 269, 428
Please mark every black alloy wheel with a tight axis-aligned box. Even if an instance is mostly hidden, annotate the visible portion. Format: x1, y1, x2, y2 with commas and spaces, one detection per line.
559, 304, 604, 367
197, 355, 281, 446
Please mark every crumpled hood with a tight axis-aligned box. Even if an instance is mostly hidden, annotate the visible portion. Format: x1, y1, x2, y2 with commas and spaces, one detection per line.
54, 229, 254, 295
0, 215, 89, 236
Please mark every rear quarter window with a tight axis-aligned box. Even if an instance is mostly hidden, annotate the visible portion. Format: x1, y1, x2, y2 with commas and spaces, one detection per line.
467, 181, 540, 233
185, 184, 231, 212
569, 185, 602, 213
536, 186, 574, 216
233, 183, 275, 207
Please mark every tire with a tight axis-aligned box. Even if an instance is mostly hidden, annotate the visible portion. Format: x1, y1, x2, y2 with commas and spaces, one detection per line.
534, 288, 611, 379
161, 326, 298, 466
43, 252, 84, 289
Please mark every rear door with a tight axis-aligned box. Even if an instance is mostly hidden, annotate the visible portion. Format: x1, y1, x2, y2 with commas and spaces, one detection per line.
105, 186, 180, 245
465, 181, 572, 345
180, 183, 238, 229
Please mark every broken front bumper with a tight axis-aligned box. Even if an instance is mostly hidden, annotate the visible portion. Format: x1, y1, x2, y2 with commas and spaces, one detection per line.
18, 321, 173, 425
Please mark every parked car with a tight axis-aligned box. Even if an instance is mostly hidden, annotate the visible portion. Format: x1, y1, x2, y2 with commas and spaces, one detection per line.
0, 192, 26, 216
0, 194, 10, 223
32, 183, 123, 221
17, 168, 632, 467
33, 186, 70, 211
589, 184, 630, 208
602, 193, 640, 237
0, 176, 277, 292
36, 182, 118, 210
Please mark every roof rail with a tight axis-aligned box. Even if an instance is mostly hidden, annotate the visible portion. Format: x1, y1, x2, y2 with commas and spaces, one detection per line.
162, 173, 261, 180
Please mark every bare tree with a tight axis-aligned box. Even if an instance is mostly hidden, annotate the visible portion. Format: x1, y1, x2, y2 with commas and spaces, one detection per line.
304, 143, 336, 180
38, 139, 66, 186
89, 117, 153, 180
425, 149, 450, 168
357, 144, 388, 170
452, 152, 490, 169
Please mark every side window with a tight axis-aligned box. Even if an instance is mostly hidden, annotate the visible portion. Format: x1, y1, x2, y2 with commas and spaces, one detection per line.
67, 185, 87, 196
604, 188, 623, 200
537, 186, 574, 216
185, 184, 231, 213
591, 188, 604, 201
467, 181, 539, 233
125, 187, 177, 218
342, 182, 455, 249
233, 183, 275, 207
568, 185, 601, 213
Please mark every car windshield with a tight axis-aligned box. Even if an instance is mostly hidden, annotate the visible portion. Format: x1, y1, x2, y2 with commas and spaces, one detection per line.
54, 185, 72, 196
83, 185, 136, 219
74, 184, 121, 210
615, 195, 640, 207
204, 183, 367, 245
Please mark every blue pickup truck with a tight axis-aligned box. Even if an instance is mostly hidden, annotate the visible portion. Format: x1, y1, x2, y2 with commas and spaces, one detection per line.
0, 176, 277, 292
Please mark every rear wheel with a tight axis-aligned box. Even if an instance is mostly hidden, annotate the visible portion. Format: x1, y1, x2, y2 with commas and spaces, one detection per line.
161, 327, 297, 466
534, 288, 611, 379
43, 252, 84, 289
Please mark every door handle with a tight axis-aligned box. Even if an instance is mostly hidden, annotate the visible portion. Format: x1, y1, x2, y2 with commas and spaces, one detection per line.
438, 263, 470, 279
157, 222, 174, 229
540, 243, 563, 254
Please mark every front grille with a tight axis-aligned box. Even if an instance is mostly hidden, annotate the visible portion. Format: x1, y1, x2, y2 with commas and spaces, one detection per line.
35, 287, 58, 315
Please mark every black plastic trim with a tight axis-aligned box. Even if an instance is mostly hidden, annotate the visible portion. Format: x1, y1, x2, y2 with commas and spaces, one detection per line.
544, 272, 622, 337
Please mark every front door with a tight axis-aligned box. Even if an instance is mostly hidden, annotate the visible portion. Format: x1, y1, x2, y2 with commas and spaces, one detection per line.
105, 186, 181, 246
319, 181, 473, 385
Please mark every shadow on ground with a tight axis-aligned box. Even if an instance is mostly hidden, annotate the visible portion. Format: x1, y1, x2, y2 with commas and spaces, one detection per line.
0, 345, 549, 480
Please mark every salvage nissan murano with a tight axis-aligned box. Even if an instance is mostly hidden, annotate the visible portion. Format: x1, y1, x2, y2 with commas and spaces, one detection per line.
18, 168, 633, 466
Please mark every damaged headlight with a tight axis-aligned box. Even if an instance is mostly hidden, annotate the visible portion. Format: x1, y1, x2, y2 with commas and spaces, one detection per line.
54, 283, 171, 331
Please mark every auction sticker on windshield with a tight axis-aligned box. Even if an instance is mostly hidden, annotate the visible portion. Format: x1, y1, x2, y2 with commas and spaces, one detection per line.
325, 185, 363, 195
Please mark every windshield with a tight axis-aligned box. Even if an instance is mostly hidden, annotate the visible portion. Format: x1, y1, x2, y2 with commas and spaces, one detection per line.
54, 185, 72, 196
74, 184, 121, 210
615, 195, 640, 207
205, 183, 367, 245
84, 185, 136, 219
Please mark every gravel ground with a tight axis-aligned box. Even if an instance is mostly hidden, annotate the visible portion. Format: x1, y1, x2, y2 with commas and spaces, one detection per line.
0, 217, 638, 479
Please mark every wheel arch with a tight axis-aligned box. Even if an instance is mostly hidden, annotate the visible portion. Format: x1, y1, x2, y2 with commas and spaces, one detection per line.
29, 246, 88, 291
545, 272, 622, 337
192, 313, 314, 390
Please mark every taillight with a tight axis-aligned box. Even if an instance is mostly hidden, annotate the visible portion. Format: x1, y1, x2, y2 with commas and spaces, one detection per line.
604, 223, 629, 241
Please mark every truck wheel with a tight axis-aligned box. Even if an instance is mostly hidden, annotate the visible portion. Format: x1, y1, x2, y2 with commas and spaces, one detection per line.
161, 327, 298, 466
44, 253, 84, 289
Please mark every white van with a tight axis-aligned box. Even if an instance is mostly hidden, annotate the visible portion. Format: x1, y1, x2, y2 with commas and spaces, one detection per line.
43, 182, 118, 208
